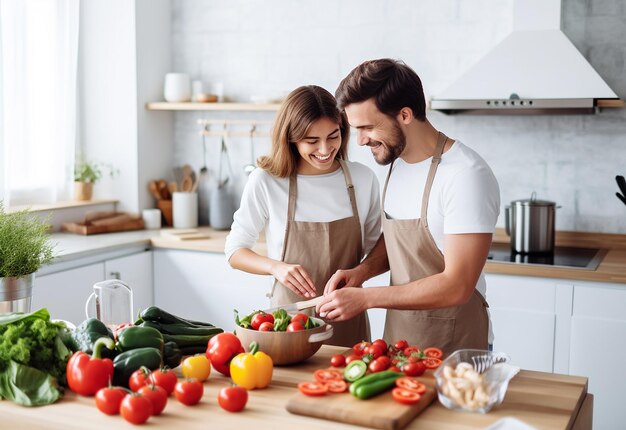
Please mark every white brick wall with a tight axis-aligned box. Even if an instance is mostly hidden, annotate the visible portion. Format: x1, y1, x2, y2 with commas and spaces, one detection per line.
170, 0, 626, 233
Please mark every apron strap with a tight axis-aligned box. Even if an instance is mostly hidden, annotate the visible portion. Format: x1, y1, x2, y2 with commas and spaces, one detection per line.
420, 132, 448, 224
338, 159, 361, 226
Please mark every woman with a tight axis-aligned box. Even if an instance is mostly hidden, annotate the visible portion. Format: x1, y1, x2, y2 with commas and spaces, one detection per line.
225, 85, 381, 346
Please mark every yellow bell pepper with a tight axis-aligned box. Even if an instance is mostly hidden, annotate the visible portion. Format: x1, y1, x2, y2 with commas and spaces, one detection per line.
230, 341, 273, 390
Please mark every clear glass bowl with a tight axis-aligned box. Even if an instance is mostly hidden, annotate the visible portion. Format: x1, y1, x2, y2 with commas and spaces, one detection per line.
433, 349, 517, 413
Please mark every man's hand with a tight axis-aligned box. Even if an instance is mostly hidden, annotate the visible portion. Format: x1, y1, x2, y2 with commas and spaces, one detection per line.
270, 262, 317, 298
317, 287, 368, 321
323, 268, 365, 294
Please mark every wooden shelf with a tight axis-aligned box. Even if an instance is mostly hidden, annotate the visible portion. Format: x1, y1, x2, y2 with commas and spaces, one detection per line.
146, 102, 281, 111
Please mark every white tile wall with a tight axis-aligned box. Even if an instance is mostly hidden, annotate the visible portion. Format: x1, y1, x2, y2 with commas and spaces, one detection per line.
170, 0, 626, 233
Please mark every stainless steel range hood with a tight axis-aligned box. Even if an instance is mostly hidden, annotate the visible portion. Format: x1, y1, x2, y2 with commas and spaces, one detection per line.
430, 0, 623, 115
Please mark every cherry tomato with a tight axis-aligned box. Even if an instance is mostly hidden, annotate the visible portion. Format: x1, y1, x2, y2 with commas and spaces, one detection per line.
138, 385, 168, 415
403, 361, 426, 377
298, 381, 328, 396
352, 341, 370, 357
423, 347, 443, 359
324, 380, 348, 393
95, 387, 127, 415
175, 379, 204, 406
364, 343, 385, 359
345, 354, 361, 365
422, 357, 442, 369
291, 313, 309, 326
403, 346, 420, 357
396, 377, 427, 394
150, 368, 178, 396
394, 339, 408, 350
258, 321, 274, 331
181, 355, 211, 381
330, 354, 346, 367
389, 366, 401, 372
372, 339, 387, 351
120, 394, 153, 425
313, 369, 343, 383
129, 368, 150, 392
287, 321, 305, 332
368, 356, 391, 373
218, 386, 248, 412
392, 387, 422, 405
251, 312, 274, 330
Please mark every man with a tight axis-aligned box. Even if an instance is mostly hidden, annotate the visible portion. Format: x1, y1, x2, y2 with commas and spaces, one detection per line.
316, 59, 500, 354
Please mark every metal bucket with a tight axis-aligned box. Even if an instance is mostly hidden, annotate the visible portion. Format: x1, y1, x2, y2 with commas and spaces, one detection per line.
0, 274, 34, 314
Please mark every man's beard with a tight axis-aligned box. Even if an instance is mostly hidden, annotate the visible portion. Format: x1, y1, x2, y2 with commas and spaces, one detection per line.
368, 121, 406, 165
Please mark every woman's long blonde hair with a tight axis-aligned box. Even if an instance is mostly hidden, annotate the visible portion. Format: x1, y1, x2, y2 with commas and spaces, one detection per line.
258, 85, 349, 178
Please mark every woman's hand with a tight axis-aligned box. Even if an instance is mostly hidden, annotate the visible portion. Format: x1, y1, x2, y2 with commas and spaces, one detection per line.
323, 268, 365, 294
316, 287, 368, 321
270, 262, 317, 298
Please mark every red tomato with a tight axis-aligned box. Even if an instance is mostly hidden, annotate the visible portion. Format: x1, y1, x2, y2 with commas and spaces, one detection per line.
138, 385, 168, 415
368, 356, 391, 373
423, 347, 443, 359
218, 386, 248, 412
95, 387, 127, 415
396, 377, 427, 394
251, 312, 274, 330
291, 313, 309, 326
120, 394, 153, 425
394, 339, 409, 350
353, 341, 370, 357
298, 381, 328, 396
372, 339, 388, 351
392, 387, 422, 405
287, 321, 305, 332
313, 369, 343, 383
403, 361, 426, 377
345, 354, 361, 365
364, 343, 385, 359
129, 368, 150, 392
258, 321, 274, 331
330, 354, 346, 367
389, 366, 401, 372
174, 379, 204, 406
150, 368, 178, 396
422, 358, 442, 369
403, 346, 420, 357
324, 380, 348, 393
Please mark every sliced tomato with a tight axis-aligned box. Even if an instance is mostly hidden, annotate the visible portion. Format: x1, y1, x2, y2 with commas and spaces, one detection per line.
324, 380, 348, 393
396, 377, 427, 394
298, 381, 328, 396
422, 357, 442, 369
392, 387, 422, 405
313, 369, 344, 383
423, 347, 443, 359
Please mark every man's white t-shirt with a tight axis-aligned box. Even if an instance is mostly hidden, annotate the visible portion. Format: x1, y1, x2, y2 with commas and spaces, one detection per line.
225, 160, 382, 264
384, 140, 500, 304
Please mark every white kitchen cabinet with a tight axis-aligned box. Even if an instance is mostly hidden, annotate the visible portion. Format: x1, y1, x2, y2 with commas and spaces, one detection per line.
569, 282, 626, 430
485, 274, 559, 372
32, 263, 105, 325
153, 249, 269, 332
105, 251, 153, 318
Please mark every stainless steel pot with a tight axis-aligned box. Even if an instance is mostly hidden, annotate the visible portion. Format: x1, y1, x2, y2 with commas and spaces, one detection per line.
0, 274, 34, 313
505, 192, 559, 254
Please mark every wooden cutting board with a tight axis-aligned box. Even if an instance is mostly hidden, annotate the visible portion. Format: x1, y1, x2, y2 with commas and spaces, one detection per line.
286, 375, 437, 430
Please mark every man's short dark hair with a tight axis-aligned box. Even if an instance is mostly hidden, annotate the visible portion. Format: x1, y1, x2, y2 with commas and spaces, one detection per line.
335, 58, 426, 121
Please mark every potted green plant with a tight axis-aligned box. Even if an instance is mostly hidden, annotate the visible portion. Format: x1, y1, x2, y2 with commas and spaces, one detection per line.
0, 202, 55, 313
73, 159, 117, 201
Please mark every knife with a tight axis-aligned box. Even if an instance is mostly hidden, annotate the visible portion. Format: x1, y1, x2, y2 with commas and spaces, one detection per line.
263, 295, 324, 314
617, 175, 626, 197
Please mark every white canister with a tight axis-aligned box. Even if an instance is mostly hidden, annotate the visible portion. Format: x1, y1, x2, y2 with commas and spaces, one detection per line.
164, 73, 191, 102
142, 208, 162, 230
173, 192, 198, 229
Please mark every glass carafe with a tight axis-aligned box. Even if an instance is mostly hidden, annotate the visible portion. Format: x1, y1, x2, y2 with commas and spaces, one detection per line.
85, 279, 133, 329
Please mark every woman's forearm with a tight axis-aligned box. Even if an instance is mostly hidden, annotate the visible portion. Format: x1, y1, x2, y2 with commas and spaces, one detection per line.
228, 248, 279, 276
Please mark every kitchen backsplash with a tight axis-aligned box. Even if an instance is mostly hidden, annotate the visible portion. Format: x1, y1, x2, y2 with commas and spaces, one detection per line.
170, 0, 626, 233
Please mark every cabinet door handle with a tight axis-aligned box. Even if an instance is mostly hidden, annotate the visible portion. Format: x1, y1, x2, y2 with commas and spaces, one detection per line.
109, 271, 121, 280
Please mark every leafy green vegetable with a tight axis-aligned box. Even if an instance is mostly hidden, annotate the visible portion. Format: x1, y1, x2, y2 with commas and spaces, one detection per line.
272, 309, 291, 331
0, 360, 62, 406
234, 309, 259, 329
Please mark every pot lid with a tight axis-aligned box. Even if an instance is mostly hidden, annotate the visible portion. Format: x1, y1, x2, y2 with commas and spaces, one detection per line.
511, 192, 556, 206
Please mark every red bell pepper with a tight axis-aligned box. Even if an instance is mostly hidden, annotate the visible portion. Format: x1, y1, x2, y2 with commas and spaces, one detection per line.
67, 337, 115, 396
206, 332, 244, 376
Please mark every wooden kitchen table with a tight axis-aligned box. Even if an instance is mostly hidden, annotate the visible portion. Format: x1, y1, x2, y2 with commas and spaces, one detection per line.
0, 346, 592, 430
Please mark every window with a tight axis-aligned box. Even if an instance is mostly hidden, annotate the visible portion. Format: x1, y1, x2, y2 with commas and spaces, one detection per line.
0, 0, 79, 206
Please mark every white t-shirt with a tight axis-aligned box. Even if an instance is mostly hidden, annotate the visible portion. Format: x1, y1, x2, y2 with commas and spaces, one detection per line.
384, 140, 501, 301
225, 160, 382, 263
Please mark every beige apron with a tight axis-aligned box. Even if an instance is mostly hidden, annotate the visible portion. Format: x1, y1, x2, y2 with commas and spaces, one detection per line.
381, 132, 489, 355
268, 159, 370, 347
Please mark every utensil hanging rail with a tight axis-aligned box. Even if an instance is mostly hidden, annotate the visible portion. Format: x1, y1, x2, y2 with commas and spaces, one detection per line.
197, 119, 271, 138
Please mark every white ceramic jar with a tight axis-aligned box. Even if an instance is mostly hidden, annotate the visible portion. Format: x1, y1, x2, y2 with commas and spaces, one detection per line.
164, 73, 191, 102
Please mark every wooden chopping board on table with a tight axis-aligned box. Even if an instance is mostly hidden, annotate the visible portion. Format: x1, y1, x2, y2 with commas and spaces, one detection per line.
284, 349, 438, 430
